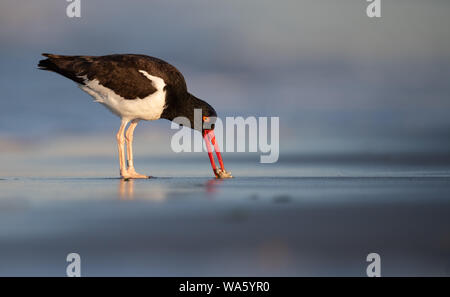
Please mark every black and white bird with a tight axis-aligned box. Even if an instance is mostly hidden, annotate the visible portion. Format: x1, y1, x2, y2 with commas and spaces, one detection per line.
38, 53, 231, 179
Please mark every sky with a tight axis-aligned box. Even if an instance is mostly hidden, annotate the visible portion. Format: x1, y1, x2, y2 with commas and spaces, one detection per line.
0, 0, 449, 154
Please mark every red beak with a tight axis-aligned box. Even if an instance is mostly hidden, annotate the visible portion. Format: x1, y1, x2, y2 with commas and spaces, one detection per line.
203, 129, 231, 178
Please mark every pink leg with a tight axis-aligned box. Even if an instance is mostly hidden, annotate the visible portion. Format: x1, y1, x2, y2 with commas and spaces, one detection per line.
116, 119, 129, 178
125, 120, 149, 179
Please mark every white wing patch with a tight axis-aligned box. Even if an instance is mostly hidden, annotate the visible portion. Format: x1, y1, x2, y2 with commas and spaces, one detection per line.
139, 70, 166, 91
78, 71, 167, 121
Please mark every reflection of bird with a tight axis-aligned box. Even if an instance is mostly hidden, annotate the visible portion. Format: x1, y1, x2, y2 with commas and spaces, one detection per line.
38, 54, 231, 179
118, 179, 134, 200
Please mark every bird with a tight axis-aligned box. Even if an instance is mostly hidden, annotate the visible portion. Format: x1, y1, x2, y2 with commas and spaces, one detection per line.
38, 53, 232, 179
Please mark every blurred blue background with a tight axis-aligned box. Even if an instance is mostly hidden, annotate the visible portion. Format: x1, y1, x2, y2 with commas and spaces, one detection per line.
1, 0, 450, 277
1, 0, 450, 158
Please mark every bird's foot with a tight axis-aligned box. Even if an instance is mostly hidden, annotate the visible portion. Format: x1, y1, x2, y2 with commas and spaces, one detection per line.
121, 169, 151, 179
214, 168, 233, 179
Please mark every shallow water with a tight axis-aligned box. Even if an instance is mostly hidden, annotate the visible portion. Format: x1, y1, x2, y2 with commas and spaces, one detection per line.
1, 153, 450, 276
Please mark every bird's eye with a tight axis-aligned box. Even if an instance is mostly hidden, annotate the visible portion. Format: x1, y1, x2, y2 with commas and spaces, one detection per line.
203, 116, 210, 122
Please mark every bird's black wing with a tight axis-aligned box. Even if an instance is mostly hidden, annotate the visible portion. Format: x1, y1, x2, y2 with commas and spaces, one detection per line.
38, 54, 187, 100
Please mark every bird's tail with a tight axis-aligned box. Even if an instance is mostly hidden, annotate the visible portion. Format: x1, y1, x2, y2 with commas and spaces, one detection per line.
38, 53, 60, 71
37, 53, 86, 84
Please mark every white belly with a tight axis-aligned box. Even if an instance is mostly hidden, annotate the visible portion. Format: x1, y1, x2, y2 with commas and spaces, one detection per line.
78, 70, 167, 121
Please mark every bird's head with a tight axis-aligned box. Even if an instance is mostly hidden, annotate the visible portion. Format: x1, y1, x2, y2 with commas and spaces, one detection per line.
164, 92, 216, 131
190, 97, 217, 133
163, 92, 231, 179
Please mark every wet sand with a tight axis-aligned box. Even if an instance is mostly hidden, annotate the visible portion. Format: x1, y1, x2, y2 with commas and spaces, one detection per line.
1, 150, 450, 276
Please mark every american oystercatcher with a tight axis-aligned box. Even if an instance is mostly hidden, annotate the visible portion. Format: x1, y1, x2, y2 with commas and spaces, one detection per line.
38, 53, 232, 179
